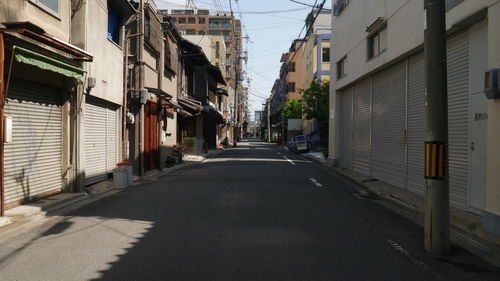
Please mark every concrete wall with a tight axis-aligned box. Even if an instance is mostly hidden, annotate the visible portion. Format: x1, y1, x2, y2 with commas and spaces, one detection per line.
84, 0, 125, 105
0, 0, 71, 41
302, 35, 316, 89
485, 1, 500, 233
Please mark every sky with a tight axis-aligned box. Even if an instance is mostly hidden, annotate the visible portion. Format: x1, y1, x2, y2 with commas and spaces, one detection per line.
155, 0, 331, 121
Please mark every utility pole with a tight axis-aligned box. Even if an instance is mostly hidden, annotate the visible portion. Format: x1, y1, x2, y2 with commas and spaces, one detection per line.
424, 0, 449, 255
267, 100, 271, 142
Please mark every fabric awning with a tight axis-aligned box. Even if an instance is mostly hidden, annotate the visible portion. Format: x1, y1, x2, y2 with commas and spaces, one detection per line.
13, 46, 85, 81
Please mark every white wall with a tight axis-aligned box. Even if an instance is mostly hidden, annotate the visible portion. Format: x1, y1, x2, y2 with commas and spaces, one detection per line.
85, 0, 125, 105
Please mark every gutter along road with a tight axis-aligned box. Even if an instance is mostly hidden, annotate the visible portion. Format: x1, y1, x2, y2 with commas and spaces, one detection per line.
0, 141, 498, 280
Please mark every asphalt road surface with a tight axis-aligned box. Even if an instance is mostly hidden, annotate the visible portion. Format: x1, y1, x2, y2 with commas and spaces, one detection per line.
0, 141, 499, 281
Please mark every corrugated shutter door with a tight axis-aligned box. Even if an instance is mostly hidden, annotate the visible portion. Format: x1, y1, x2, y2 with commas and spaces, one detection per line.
85, 98, 107, 185
4, 79, 63, 205
352, 79, 371, 176
447, 31, 470, 208
340, 88, 353, 169
407, 53, 425, 195
372, 62, 406, 189
106, 108, 118, 171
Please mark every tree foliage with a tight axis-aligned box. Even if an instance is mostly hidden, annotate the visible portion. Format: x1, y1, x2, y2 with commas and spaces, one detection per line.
301, 80, 330, 145
301, 80, 329, 122
282, 99, 302, 119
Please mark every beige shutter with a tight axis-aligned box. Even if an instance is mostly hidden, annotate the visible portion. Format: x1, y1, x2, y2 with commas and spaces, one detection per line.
4, 79, 63, 206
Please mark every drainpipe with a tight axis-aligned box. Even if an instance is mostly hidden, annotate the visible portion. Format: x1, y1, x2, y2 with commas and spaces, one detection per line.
0, 33, 4, 216
139, 0, 145, 176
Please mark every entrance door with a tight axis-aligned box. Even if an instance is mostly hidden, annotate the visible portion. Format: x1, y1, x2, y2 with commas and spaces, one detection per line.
144, 102, 159, 172
470, 93, 487, 210
469, 21, 488, 211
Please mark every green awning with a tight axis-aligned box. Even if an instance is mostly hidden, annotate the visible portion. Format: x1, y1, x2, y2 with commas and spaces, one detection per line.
14, 46, 85, 81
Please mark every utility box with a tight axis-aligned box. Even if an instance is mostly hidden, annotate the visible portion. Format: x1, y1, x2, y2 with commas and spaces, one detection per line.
113, 162, 133, 188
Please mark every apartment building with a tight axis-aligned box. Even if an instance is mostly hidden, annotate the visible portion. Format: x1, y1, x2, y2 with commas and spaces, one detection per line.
157, 7, 242, 90
329, 0, 500, 235
302, 8, 332, 136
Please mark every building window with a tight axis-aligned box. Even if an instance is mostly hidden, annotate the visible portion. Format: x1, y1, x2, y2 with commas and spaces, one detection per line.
199, 30, 206, 35
31, 0, 59, 14
107, 6, 122, 45
199, 17, 206, 24
198, 10, 210, 15
337, 57, 346, 80
144, 12, 151, 41
178, 17, 187, 24
322, 47, 330, 63
188, 17, 195, 24
164, 39, 172, 74
367, 26, 387, 60
287, 82, 295, 93
288, 62, 295, 72
185, 29, 195, 35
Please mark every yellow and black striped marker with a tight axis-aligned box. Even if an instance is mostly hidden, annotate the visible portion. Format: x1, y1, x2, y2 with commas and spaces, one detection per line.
425, 141, 446, 180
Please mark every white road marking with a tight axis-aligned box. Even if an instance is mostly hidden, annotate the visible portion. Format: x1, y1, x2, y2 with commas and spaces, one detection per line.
282, 156, 296, 166
309, 178, 323, 187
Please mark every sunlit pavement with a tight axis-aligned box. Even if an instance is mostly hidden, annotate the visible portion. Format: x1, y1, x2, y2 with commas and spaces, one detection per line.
0, 140, 499, 281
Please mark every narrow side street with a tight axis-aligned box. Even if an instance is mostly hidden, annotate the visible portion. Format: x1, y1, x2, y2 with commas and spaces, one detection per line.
0, 141, 498, 281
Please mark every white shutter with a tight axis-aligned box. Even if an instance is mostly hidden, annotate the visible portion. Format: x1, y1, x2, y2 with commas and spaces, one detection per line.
85, 98, 108, 185
447, 31, 470, 209
340, 87, 353, 169
406, 53, 425, 195
352, 79, 371, 176
4, 79, 63, 205
106, 107, 118, 171
372, 62, 407, 189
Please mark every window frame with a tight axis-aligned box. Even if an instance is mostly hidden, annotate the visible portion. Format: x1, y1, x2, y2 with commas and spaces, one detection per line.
367, 25, 387, 61
322, 47, 330, 63
336, 56, 346, 80
30, 0, 60, 18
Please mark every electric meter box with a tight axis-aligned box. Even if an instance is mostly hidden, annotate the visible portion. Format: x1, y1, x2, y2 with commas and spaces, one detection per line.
485, 68, 500, 99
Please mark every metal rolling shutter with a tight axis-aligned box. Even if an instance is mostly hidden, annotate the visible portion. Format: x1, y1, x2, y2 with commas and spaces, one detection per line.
4, 79, 63, 205
106, 107, 118, 171
84, 97, 119, 185
352, 79, 371, 176
372, 62, 406, 189
447, 31, 470, 208
85, 98, 107, 184
340, 87, 353, 169
406, 53, 425, 195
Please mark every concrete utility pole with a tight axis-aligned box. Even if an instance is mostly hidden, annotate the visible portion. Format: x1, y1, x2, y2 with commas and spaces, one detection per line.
424, 0, 450, 255
267, 100, 271, 142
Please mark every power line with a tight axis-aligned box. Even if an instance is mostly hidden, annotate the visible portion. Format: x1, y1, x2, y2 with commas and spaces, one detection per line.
289, 0, 317, 8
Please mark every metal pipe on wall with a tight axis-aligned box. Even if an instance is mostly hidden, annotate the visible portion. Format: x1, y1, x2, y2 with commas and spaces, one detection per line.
0, 33, 5, 217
